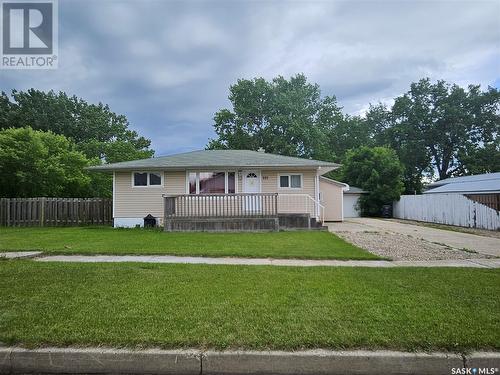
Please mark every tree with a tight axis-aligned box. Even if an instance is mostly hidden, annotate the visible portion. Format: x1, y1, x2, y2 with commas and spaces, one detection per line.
0, 89, 154, 163
0, 127, 92, 197
364, 79, 500, 192
0, 89, 155, 196
326, 114, 376, 162
207, 74, 343, 161
457, 142, 500, 175
384, 79, 499, 181
341, 146, 404, 216
365, 103, 431, 194
0, 92, 13, 128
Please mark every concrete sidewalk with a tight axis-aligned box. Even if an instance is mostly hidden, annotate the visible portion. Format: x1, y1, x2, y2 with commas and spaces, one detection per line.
33, 254, 500, 268
0, 251, 41, 259
1, 347, 498, 375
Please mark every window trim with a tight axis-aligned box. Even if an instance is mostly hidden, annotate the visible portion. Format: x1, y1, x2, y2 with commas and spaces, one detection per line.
278, 173, 303, 189
131, 171, 164, 188
186, 170, 237, 194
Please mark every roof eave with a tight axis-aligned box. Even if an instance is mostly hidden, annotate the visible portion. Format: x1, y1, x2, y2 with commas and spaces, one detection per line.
423, 190, 500, 194
87, 164, 340, 172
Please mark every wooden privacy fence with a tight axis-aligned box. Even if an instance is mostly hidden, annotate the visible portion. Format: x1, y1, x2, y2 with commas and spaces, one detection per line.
393, 193, 500, 230
465, 193, 500, 211
0, 198, 112, 227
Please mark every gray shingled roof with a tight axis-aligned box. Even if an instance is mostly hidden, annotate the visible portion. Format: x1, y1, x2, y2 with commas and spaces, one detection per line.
88, 149, 340, 171
423, 180, 500, 194
344, 186, 367, 194
319, 176, 367, 193
319, 176, 348, 186
427, 172, 500, 188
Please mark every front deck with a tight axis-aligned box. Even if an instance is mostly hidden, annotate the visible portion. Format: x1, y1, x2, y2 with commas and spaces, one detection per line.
163, 193, 324, 231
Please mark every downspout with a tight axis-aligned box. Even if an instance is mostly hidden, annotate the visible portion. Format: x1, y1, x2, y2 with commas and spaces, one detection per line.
112, 171, 116, 226
315, 168, 320, 220
341, 186, 344, 222
341, 184, 349, 222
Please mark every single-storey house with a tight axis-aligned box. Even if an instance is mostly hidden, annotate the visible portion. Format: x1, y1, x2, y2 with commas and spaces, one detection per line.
89, 149, 349, 230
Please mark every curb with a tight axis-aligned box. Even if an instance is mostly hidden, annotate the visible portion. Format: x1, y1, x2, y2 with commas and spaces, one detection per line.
201, 350, 464, 375
0, 347, 200, 375
1, 347, 499, 374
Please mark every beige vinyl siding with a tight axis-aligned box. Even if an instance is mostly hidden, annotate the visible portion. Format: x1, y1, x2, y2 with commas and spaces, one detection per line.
114, 171, 186, 219
165, 171, 186, 194
114, 169, 321, 220
261, 169, 317, 216
261, 169, 316, 196
319, 179, 344, 221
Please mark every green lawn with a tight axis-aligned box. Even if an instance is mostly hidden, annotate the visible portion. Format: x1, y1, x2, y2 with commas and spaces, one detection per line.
0, 261, 498, 351
0, 227, 380, 260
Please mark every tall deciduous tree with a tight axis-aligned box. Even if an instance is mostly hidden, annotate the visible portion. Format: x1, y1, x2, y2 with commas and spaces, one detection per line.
0, 89, 155, 196
327, 114, 376, 161
0, 89, 153, 161
0, 127, 92, 197
365, 103, 431, 194
1, 89, 154, 162
207, 74, 343, 161
341, 146, 404, 216
387, 80, 498, 180
364, 79, 499, 192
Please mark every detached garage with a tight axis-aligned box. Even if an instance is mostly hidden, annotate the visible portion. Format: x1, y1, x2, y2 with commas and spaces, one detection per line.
343, 186, 366, 218
319, 177, 366, 221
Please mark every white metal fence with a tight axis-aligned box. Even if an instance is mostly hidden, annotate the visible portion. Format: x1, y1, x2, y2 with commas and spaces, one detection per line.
393, 194, 500, 230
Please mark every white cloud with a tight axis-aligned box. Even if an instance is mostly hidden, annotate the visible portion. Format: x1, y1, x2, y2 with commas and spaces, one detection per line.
0, 0, 498, 155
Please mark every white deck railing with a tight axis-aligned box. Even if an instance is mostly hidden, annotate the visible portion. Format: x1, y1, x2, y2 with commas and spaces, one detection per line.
163, 193, 325, 222
277, 194, 324, 222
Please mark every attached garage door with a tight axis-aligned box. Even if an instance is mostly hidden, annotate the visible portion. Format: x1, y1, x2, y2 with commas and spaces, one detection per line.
343, 194, 361, 218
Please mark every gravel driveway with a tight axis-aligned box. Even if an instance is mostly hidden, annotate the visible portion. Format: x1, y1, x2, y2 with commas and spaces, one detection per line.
328, 218, 498, 261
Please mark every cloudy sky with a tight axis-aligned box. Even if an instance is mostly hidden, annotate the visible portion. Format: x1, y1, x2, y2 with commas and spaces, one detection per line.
1, 0, 499, 155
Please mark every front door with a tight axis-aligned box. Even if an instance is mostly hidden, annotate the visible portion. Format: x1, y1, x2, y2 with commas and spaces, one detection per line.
243, 170, 261, 211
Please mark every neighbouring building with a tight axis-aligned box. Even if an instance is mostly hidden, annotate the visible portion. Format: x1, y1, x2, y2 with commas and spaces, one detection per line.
424, 172, 500, 211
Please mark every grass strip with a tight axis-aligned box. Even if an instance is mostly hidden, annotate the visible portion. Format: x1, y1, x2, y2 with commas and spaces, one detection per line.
0, 227, 380, 260
0, 261, 498, 351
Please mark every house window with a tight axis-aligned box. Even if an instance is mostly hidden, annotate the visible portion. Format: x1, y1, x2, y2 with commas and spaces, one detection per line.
188, 171, 236, 194
149, 173, 162, 186
227, 172, 235, 194
188, 172, 197, 194
200, 172, 225, 194
279, 174, 302, 189
134, 172, 148, 186
133, 172, 163, 187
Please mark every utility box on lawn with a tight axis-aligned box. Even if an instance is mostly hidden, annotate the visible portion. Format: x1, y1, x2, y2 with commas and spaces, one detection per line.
143, 214, 157, 228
